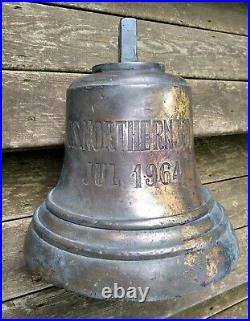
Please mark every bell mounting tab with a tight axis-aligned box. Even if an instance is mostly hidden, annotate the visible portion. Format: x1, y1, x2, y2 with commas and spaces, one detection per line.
118, 17, 138, 63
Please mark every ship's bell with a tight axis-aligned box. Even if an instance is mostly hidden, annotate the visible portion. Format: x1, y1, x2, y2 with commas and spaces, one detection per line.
25, 18, 239, 302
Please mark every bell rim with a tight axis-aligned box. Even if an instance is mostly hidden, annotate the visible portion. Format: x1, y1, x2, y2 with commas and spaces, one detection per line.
24, 215, 239, 302
29, 188, 233, 261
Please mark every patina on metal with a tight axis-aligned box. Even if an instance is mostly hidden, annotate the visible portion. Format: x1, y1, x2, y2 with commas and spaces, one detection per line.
24, 18, 239, 302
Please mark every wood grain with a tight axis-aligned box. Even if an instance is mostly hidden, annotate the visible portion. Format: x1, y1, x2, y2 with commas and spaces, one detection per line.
173, 283, 248, 319
3, 3, 247, 79
3, 135, 247, 222
2, 226, 247, 318
3, 70, 247, 149
211, 299, 248, 319
3, 219, 52, 302
208, 177, 248, 229
51, 2, 247, 35
3, 149, 62, 222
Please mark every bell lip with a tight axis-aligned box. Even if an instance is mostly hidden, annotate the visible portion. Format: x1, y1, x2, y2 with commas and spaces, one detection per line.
30, 197, 228, 261
24, 210, 240, 302
92, 62, 165, 73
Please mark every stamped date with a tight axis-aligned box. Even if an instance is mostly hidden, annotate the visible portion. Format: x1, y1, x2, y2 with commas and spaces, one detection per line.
81, 160, 182, 188
132, 161, 182, 188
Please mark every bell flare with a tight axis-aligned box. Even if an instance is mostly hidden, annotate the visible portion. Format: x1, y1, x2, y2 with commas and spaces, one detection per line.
25, 186, 239, 301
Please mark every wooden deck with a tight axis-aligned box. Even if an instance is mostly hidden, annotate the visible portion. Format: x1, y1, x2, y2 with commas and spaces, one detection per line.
2, 2, 248, 318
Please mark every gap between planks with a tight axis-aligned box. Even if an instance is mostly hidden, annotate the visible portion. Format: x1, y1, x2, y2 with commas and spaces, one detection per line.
208, 298, 248, 319
205, 174, 248, 185
2, 68, 249, 82
172, 282, 248, 319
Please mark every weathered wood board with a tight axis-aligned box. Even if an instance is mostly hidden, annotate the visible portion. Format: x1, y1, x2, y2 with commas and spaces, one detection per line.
3, 218, 52, 302
3, 135, 247, 222
211, 299, 248, 319
3, 70, 247, 149
174, 283, 248, 319
2, 226, 247, 318
3, 3, 247, 79
51, 2, 248, 35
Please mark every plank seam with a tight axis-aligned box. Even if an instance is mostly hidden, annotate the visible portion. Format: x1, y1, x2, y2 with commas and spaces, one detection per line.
37, 2, 248, 37
204, 174, 248, 186
2, 68, 248, 82
2, 285, 54, 304
3, 214, 38, 223
207, 297, 248, 319
235, 224, 248, 231
170, 282, 248, 319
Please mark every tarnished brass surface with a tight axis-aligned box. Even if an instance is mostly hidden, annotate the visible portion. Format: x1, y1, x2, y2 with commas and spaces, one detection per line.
24, 18, 239, 302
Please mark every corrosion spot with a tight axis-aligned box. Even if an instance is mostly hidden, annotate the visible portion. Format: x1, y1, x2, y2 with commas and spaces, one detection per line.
205, 246, 222, 280
184, 252, 198, 267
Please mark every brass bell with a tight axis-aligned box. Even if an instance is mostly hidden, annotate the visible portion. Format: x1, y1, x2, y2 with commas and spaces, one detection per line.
24, 18, 239, 302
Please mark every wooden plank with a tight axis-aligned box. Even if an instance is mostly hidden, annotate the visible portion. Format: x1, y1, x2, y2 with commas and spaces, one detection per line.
3, 3, 247, 79
208, 177, 248, 229
3, 149, 62, 222
2, 219, 52, 302
3, 70, 247, 150
2, 226, 247, 318
2, 173, 247, 301
210, 299, 248, 319
3, 135, 247, 222
195, 135, 247, 183
51, 2, 248, 35
173, 283, 248, 319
